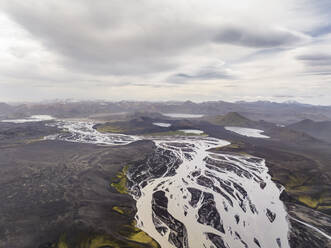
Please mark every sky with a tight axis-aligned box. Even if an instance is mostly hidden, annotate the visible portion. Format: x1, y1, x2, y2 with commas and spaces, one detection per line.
0, 0, 331, 105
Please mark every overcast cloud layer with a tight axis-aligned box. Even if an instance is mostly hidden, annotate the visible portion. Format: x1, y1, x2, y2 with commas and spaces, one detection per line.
0, 0, 331, 105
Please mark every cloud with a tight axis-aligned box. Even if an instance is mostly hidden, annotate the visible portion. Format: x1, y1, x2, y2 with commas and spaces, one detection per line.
173, 72, 231, 80
308, 25, 331, 37
297, 53, 331, 66
272, 95, 295, 98
168, 59, 236, 83
2, 0, 209, 76
0, 0, 331, 105
214, 25, 308, 48
2, 0, 309, 77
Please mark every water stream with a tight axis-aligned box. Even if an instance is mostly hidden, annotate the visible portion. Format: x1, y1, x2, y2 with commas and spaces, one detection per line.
45, 120, 291, 248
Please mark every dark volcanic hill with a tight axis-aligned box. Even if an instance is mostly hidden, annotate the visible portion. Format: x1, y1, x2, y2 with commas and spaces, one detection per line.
0, 103, 13, 116
287, 119, 331, 144
205, 112, 254, 126
202, 112, 322, 145
204, 112, 275, 130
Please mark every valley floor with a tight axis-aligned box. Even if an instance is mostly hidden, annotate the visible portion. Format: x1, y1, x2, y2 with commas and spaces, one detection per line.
0, 117, 331, 248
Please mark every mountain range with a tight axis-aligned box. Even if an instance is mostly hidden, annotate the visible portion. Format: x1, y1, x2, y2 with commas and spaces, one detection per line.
1, 100, 331, 124
287, 119, 331, 144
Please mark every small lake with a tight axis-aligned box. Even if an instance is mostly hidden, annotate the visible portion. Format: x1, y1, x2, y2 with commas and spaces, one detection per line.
179, 129, 204, 135
1, 115, 55, 123
153, 122, 172, 127
225, 126, 270, 138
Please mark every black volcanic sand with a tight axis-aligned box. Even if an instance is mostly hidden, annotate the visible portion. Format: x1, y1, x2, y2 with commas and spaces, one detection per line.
210, 142, 331, 247
1, 117, 331, 247
0, 123, 158, 248
96, 116, 331, 215
0, 121, 58, 145
96, 116, 331, 247
199, 122, 331, 247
